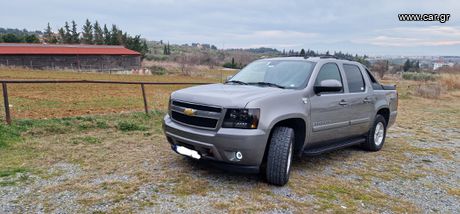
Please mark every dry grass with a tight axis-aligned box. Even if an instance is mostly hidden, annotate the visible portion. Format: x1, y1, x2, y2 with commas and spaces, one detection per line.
440, 73, 460, 90
414, 83, 442, 99
382, 73, 460, 100
0, 68, 237, 119
142, 60, 238, 80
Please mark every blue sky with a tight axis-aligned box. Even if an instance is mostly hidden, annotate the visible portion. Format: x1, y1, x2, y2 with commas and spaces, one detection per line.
1, 0, 459, 56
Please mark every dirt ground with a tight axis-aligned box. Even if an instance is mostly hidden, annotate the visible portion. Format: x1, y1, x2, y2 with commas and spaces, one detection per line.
0, 70, 459, 213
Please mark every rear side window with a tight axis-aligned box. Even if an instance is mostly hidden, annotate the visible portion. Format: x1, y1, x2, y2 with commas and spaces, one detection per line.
343, 64, 365, 93
365, 68, 383, 90
315, 63, 343, 88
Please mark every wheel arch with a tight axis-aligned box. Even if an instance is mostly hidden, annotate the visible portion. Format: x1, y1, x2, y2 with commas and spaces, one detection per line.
262, 117, 307, 165
376, 107, 390, 125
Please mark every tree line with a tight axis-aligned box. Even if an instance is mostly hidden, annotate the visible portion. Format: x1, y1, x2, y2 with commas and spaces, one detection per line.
0, 27, 41, 43
0, 21, 149, 58
43, 20, 149, 58
403, 59, 420, 72
281, 48, 370, 66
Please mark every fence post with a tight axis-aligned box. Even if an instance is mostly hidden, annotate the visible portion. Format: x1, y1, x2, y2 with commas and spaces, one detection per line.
2, 82, 12, 125
141, 84, 149, 115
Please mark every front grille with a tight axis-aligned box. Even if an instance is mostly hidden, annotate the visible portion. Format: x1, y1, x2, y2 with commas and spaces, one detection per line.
172, 101, 222, 113
171, 111, 218, 128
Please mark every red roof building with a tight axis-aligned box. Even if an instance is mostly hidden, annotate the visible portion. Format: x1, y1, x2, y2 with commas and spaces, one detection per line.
0, 43, 141, 71
0, 43, 140, 55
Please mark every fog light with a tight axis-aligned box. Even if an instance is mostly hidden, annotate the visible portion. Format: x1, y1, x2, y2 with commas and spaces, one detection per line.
235, 151, 243, 160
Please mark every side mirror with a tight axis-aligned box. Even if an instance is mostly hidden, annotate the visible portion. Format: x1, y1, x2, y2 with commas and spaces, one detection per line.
314, 79, 343, 94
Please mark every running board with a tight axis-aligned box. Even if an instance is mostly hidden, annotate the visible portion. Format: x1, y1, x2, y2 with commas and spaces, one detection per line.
303, 138, 365, 156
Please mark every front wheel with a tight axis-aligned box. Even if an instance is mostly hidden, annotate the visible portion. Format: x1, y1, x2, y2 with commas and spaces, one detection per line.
266, 126, 294, 186
362, 114, 387, 151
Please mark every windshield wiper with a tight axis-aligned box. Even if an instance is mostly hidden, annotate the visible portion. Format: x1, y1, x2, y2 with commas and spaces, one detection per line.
247, 82, 285, 89
225, 80, 248, 85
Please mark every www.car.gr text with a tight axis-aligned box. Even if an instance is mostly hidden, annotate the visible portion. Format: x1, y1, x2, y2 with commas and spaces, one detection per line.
398, 13, 451, 23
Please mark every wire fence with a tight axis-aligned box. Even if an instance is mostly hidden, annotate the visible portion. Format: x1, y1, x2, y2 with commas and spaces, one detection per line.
0, 59, 140, 73
0, 80, 210, 125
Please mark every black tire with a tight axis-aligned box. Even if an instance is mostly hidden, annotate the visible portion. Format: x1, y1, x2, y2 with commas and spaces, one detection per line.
266, 126, 294, 186
362, 114, 387, 151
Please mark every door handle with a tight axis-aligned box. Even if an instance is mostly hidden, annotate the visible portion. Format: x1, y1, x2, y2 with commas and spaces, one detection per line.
339, 100, 348, 106
363, 97, 373, 103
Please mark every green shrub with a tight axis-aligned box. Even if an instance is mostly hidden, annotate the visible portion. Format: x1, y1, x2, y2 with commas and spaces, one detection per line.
117, 121, 147, 132
223, 62, 239, 69
0, 124, 23, 148
0, 168, 29, 177
96, 120, 109, 129
148, 65, 167, 75
402, 72, 439, 81
77, 119, 109, 130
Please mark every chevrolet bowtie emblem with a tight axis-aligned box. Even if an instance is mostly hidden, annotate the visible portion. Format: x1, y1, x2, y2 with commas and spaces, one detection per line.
183, 108, 197, 116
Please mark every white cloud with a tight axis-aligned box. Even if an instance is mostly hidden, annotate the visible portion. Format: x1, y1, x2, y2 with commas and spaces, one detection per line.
354, 26, 460, 47
233, 30, 318, 40
379, 26, 460, 36
356, 36, 460, 47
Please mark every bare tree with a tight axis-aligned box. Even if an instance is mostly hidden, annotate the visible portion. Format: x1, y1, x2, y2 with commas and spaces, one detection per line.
372, 60, 389, 79
177, 53, 192, 76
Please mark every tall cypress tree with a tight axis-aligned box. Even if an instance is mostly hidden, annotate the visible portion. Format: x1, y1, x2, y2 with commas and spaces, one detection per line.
58, 27, 65, 43
103, 24, 111, 44
70, 20, 80, 44
44, 23, 54, 43
300, 48, 305, 56
93, 21, 104, 45
81, 19, 93, 44
403, 59, 411, 72
167, 42, 171, 54
110, 25, 122, 45
64, 22, 72, 43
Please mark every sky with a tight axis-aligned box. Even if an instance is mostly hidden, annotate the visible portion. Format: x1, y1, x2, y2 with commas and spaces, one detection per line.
1, 0, 459, 56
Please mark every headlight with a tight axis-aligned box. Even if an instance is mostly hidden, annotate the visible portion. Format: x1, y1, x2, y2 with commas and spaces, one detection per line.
222, 109, 260, 129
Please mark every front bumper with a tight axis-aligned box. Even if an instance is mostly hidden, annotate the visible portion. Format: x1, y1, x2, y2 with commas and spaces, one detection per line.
163, 114, 269, 171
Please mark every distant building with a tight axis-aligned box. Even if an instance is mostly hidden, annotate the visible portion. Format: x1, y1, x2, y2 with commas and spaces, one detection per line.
0, 43, 141, 71
433, 62, 454, 70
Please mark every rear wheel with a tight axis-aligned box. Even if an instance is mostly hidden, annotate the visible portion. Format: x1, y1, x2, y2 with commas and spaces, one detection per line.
266, 126, 294, 186
362, 114, 387, 151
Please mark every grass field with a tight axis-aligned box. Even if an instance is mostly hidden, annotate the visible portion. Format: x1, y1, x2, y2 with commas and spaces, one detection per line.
0, 67, 237, 119
0, 68, 459, 213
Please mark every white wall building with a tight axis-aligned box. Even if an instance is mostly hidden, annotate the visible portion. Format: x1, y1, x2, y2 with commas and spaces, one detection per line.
433, 62, 454, 70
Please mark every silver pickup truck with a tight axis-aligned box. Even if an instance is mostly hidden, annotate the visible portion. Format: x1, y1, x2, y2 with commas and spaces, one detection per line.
163, 56, 398, 186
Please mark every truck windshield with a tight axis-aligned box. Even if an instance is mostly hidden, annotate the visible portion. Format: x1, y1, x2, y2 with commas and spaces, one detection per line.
228, 60, 316, 89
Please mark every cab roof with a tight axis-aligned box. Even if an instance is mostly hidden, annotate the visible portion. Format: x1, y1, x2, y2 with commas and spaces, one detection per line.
258, 56, 361, 65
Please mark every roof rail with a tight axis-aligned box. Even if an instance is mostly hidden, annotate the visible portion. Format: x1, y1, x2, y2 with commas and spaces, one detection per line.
305, 55, 353, 61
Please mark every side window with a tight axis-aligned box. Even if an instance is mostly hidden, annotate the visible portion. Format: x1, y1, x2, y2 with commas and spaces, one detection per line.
365, 68, 383, 90
315, 63, 343, 93
343, 64, 365, 93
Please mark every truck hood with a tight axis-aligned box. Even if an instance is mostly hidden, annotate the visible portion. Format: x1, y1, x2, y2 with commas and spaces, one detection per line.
171, 83, 285, 108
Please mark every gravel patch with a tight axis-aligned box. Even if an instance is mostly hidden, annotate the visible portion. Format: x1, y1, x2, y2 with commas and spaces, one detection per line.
0, 162, 82, 213
89, 174, 132, 185
374, 177, 459, 213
